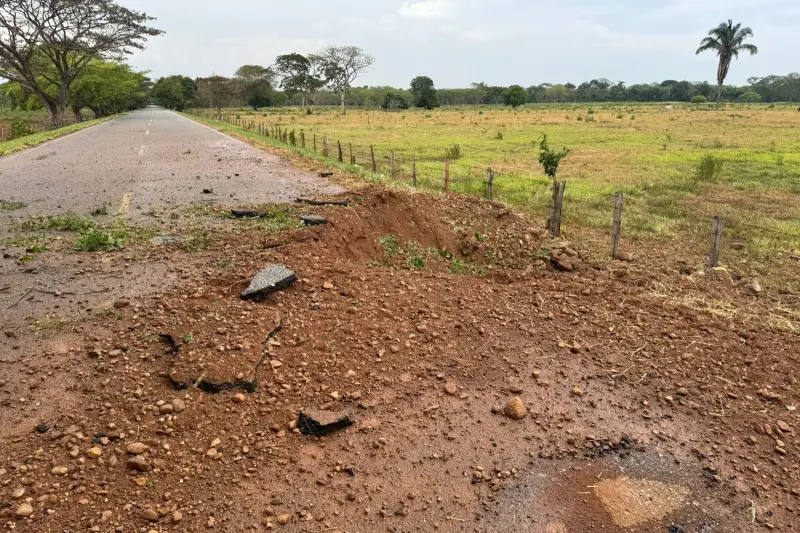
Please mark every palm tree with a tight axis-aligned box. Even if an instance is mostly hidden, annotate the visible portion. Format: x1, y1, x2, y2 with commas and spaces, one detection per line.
696, 20, 758, 105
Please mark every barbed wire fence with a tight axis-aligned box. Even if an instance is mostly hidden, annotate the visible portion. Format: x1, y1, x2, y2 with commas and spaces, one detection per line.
186, 108, 800, 269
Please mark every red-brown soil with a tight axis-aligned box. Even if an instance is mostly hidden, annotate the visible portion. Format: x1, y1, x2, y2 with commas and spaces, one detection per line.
0, 187, 797, 532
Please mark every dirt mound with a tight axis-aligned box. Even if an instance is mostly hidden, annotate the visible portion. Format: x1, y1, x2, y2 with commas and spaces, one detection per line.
310, 188, 547, 268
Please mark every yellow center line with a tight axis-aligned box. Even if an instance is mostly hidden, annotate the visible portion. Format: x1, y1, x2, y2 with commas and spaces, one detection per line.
118, 192, 132, 215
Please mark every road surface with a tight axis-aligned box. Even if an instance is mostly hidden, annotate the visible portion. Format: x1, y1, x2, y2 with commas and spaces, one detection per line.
0, 107, 344, 217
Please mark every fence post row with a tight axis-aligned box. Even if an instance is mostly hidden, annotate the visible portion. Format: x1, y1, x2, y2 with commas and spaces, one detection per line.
301, 131, 306, 148
486, 168, 494, 201
611, 192, 624, 259
313, 134, 317, 153
323, 136, 329, 157
391, 151, 396, 178
549, 181, 567, 237
444, 160, 451, 193
412, 155, 417, 187
709, 216, 724, 268
338, 140, 344, 163
370, 146, 377, 172
349, 143, 354, 165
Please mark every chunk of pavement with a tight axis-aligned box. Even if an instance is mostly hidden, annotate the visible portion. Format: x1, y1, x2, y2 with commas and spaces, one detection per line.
297, 410, 353, 437
241, 265, 297, 301
301, 215, 327, 226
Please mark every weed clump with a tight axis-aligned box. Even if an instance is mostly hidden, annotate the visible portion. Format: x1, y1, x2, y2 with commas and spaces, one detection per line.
444, 144, 462, 160
694, 155, 724, 183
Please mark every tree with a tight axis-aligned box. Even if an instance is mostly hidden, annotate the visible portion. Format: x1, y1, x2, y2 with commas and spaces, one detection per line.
382, 91, 409, 110
70, 61, 148, 120
505, 85, 527, 107
312, 46, 374, 115
235, 65, 275, 110
152, 75, 195, 111
274, 53, 325, 107
197, 76, 235, 119
696, 20, 758, 105
409, 76, 439, 110
0, 0, 162, 126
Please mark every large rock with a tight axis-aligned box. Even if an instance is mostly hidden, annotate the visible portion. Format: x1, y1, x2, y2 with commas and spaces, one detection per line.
241, 265, 297, 301
504, 397, 527, 420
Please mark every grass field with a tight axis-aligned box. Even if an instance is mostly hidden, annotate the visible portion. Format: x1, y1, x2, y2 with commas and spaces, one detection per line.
189, 103, 800, 289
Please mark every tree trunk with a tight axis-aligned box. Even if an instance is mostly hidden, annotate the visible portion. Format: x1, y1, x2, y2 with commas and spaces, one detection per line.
716, 83, 722, 105
340, 91, 346, 115
72, 106, 83, 123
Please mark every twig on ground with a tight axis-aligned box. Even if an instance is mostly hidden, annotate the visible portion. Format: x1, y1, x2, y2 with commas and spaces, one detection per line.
7, 288, 33, 309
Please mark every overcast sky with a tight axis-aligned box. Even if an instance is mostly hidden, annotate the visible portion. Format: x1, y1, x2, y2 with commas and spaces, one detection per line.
121, 0, 798, 88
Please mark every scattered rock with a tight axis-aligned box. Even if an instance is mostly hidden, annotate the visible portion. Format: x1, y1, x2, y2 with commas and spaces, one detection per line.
51, 466, 68, 475
141, 509, 160, 522
113, 298, 130, 309
241, 265, 297, 301
11, 487, 25, 499
676, 387, 689, 397
171, 510, 183, 524
778, 421, 793, 433
86, 447, 102, 459
34, 423, 50, 434
126, 442, 150, 454
746, 280, 762, 295
730, 242, 746, 251
572, 386, 584, 396
171, 398, 186, 413
233, 393, 246, 403
277, 514, 291, 525
127, 456, 151, 472
15, 503, 33, 518
503, 397, 527, 420
444, 382, 458, 395
297, 410, 353, 437
615, 251, 634, 262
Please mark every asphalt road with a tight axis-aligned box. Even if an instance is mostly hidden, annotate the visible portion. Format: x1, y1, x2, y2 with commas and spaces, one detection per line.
0, 107, 343, 217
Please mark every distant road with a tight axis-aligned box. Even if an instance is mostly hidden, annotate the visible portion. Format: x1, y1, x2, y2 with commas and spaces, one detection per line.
0, 108, 343, 217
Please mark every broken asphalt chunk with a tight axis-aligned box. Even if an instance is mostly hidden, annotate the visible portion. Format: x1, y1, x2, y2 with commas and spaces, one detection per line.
301, 215, 327, 226
231, 209, 265, 218
297, 410, 353, 437
295, 197, 349, 207
241, 265, 297, 301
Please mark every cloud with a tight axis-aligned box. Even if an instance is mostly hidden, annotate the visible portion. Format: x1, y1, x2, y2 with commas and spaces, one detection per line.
398, 0, 455, 20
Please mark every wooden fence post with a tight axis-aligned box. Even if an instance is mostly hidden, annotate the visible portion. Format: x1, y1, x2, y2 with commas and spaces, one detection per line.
412, 155, 417, 187
337, 140, 343, 163
549, 181, 567, 237
313, 134, 317, 153
290, 130, 296, 146
444, 160, 451, 193
709, 216, 724, 268
486, 168, 494, 201
370, 146, 377, 172
349, 143, 354, 165
611, 192, 624, 259
391, 151, 396, 178
301, 131, 305, 148
323, 136, 329, 157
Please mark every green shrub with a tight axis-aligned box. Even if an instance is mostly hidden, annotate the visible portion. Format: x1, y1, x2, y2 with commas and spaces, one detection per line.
690, 95, 708, 104
694, 155, 724, 182
444, 144, 462, 160
739, 91, 762, 103
537, 134, 570, 179
10, 117, 32, 139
